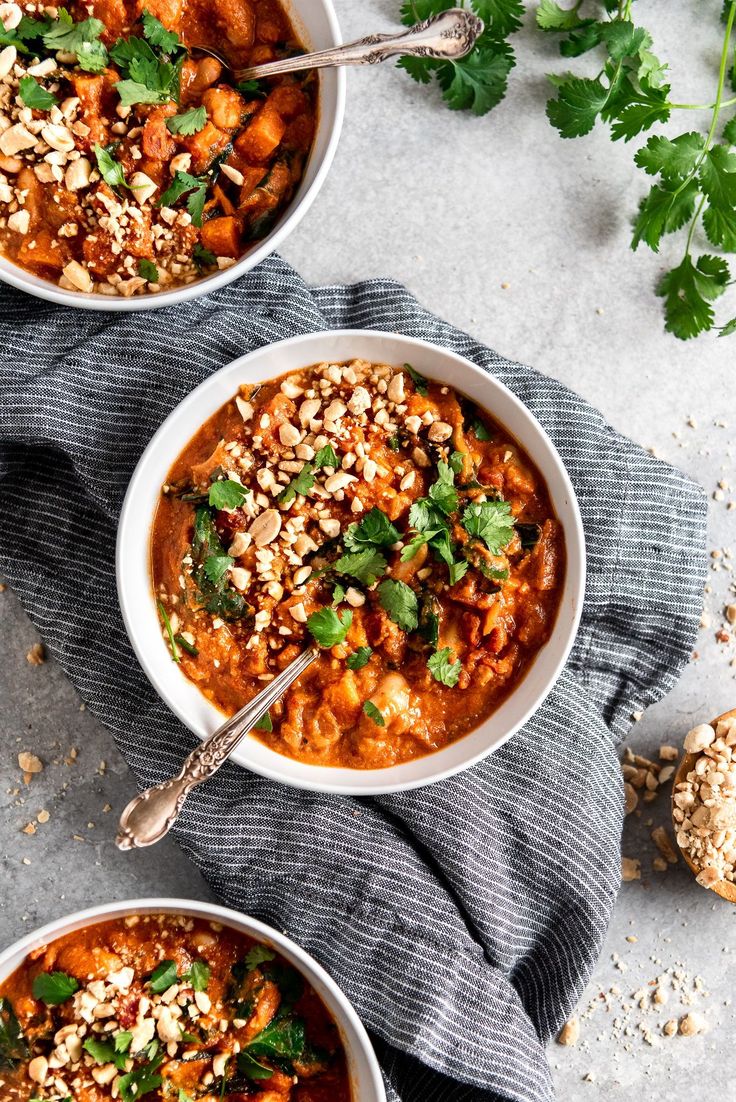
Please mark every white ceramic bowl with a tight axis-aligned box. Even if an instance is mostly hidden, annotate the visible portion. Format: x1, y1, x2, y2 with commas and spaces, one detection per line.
117, 330, 586, 794
0, 897, 385, 1102
0, 1, 345, 311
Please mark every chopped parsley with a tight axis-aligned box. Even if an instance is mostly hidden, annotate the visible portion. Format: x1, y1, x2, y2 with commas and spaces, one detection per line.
378, 579, 419, 632
462, 500, 515, 554
332, 548, 387, 586
31, 972, 78, 1006
166, 105, 207, 136
346, 646, 373, 670
138, 258, 159, 283
427, 647, 462, 687
307, 607, 352, 648
363, 701, 385, 726
279, 461, 315, 505
208, 478, 249, 511
18, 76, 57, 110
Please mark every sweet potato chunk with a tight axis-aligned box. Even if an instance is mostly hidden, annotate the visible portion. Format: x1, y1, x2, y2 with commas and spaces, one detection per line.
200, 216, 241, 257
213, 0, 255, 49
234, 102, 285, 162
18, 229, 66, 272
142, 105, 177, 161
183, 121, 232, 174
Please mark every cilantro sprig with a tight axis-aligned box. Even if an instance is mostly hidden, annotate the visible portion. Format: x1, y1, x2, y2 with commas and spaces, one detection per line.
31, 971, 78, 1006
111, 11, 187, 108
399, 1, 521, 116
18, 76, 57, 111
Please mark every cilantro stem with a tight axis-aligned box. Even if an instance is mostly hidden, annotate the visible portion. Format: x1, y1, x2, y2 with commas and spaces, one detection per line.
157, 600, 180, 663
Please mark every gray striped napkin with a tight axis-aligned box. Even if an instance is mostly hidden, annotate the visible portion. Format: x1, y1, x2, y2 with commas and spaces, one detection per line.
0, 255, 707, 1102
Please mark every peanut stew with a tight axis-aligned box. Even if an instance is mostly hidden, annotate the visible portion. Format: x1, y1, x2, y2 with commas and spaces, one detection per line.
0, 913, 352, 1101
0, 0, 316, 297
152, 360, 565, 769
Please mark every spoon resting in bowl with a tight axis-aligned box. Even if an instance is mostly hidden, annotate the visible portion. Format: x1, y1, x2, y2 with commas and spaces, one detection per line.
191, 8, 484, 85
672, 706, 736, 903
116, 645, 319, 851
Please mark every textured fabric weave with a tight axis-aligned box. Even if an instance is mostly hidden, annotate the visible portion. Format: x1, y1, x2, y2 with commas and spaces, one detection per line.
0, 255, 707, 1102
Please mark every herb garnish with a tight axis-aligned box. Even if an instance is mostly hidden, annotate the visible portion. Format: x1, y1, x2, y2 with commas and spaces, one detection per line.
166, 105, 207, 135
118, 1052, 164, 1102
32, 971, 78, 1006
157, 600, 180, 663
149, 959, 178, 994
83, 1036, 129, 1071
244, 945, 276, 970
462, 499, 515, 554
279, 461, 315, 504
93, 143, 131, 191
471, 418, 492, 441
378, 579, 419, 632
185, 960, 210, 991
190, 507, 249, 620
0, 997, 28, 1069
174, 633, 198, 657
138, 258, 159, 283
43, 12, 108, 72
157, 170, 209, 226
313, 443, 340, 468
428, 647, 462, 686
403, 361, 428, 395
111, 12, 186, 107
307, 607, 352, 647
208, 478, 249, 511
237, 1050, 274, 1080
253, 712, 273, 732
363, 700, 385, 726
346, 646, 373, 670
332, 548, 387, 586
344, 507, 400, 551
18, 76, 57, 110
192, 243, 217, 269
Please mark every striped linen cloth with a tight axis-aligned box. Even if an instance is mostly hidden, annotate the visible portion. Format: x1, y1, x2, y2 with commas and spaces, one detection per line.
0, 255, 707, 1102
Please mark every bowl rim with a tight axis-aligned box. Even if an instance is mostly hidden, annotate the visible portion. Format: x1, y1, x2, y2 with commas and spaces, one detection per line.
0, 0, 346, 312
116, 329, 586, 794
0, 896, 386, 1102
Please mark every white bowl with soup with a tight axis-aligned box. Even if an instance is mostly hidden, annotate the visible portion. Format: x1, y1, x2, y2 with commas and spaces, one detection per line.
117, 330, 586, 794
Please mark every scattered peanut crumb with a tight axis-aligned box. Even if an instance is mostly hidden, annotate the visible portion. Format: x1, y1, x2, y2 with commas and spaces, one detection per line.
659, 745, 679, 761
679, 1011, 707, 1036
622, 856, 641, 881
558, 1017, 580, 1046
26, 642, 46, 666
37, 809, 50, 824
18, 752, 43, 775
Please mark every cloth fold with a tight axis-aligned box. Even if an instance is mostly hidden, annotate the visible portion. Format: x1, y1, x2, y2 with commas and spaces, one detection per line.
0, 255, 707, 1102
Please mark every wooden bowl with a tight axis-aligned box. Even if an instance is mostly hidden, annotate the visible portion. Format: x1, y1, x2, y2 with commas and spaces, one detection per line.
672, 707, 736, 903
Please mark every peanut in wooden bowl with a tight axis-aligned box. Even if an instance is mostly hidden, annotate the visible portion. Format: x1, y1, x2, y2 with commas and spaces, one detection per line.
672, 707, 736, 904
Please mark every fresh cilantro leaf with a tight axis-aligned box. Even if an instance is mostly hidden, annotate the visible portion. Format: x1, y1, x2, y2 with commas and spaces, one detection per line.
138, 258, 159, 283
634, 132, 705, 182
18, 76, 57, 110
192, 243, 217, 269
307, 607, 352, 647
344, 507, 400, 550
43, 13, 108, 73
253, 712, 272, 732
400, 531, 430, 562
719, 315, 736, 335
209, 479, 249, 511
388, 435, 401, 451
149, 959, 178, 994
547, 76, 608, 138
142, 9, 184, 54
378, 579, 419, 632
246, 1016, 305, 1063
93, 143, 129, 191
657, 253, 730, 339
332, 582, 346, 605
427, 647, 462, 686
363, 700, 385, 727
428, 460, 458, 515
598, 21, 651, 63
244, 945, 276, 970
473, 0, 524, 38
166, 105, 207, 135
471, 418, 492, 441
699, 144, 736, 249
84, 1037, 128, 1072
190, 507, 249, 621
631, 180, 699, 252
115, 73, 176, 107
438, 33, 515, 115
609, 95, 671, 143
118, 1054, 164, 1102
237, 1050, 274, 1080
279, 461, 314, 504
32, 972, 78, 1006
237, 78, 268, 96
203, 554, 233, 587
333, 549, 387, 586
186, 961, 210, 992
158, 599, 180, 663
399, 0, 448, 26
724, 115, 736, 145
313, 443, 339, 468
0, 997, 28, 1069
536, 0, 591, 32
462, 499, 515, 553
346, 646, 372, 670
159, 170, 202, 208
404, 362, 428, 396
115, 1032, 133, 1054
187, 183, 207, 226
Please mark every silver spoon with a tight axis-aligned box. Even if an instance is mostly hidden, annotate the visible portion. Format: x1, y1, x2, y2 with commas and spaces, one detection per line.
191, 8, 484, 85
116, 645, 319, 851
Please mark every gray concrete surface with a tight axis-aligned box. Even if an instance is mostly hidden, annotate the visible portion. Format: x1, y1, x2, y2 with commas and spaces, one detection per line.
2, 0, 736, 1096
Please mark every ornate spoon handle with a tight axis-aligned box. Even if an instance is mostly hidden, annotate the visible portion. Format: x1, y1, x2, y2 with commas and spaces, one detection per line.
229, 9, 484, 83
116, 646, 319, 850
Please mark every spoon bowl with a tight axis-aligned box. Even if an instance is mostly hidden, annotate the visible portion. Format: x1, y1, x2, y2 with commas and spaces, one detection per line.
672, 706, 736, 903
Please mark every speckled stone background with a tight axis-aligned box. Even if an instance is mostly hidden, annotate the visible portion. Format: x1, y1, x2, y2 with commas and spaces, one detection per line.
1, 1, 735, 1097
